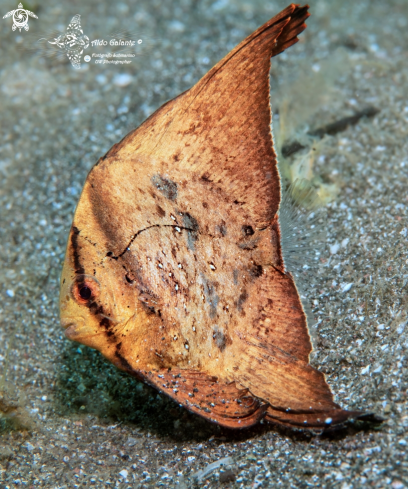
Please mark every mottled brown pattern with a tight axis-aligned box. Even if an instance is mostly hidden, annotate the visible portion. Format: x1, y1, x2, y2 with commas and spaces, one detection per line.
59, 4, 364, 429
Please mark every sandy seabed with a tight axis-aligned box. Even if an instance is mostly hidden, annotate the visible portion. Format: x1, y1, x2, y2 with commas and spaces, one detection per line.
0, 0, 407, 487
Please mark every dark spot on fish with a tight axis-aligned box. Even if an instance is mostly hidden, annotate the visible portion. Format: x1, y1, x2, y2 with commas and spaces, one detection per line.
183, 212, 199, 250
200, 173, 211, 182
156, 205, 166, 217
125, 273, 134, 284
202, 202, 208, 209
215, 220, 227, 236
183, 212, 199, 231
173, 152, 181, 162
242, 225, 255, 236
100, 317, 111, 329
106, 251, 113, 257
250, 263, 263, 278
183, 121, 202, 136
237, 290, 248, 311
139, 292, 161, 316
71, 226, 85, 275
201, 274, 219, 319
238, 240, 258, 250
213, 328, 227, 351
151, 174, 178, 201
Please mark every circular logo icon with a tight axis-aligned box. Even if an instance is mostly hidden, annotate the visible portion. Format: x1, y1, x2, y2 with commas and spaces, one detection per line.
84, 55, 91, 62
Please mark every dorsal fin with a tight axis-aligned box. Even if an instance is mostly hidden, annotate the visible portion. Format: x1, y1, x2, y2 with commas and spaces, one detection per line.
100, 4, 310, 228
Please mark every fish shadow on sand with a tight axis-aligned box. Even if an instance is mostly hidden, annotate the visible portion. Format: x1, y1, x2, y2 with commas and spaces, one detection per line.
55, 342, 226, 441
54, 343, 381, 443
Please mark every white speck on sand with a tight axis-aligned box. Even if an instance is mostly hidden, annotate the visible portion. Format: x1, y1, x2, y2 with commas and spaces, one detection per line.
113, 74, 133, 87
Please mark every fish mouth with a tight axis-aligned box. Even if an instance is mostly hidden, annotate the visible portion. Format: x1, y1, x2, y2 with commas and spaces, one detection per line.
64, 324, 78, 339
60, 318, 76, 329
60, 316, 103, 342
60, 316, 85, 339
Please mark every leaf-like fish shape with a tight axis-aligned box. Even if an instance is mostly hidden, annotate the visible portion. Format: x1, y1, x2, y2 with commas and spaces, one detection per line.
60, 4, 365, 429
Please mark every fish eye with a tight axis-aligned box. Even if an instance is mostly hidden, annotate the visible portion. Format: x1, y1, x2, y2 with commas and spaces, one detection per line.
79, 285, 92, 300
71, 275, 100, 304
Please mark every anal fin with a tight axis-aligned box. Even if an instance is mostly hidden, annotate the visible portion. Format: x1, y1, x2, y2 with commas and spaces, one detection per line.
142, 368, 267, 428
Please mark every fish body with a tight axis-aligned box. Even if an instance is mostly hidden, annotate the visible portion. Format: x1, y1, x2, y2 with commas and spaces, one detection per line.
60, 4, 363, 429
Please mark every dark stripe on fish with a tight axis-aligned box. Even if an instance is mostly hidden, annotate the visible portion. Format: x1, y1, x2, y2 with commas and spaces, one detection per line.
71, 226, 85, 275
115, 350, 133, 371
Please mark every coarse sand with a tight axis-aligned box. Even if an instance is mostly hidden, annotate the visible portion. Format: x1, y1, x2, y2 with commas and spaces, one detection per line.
0, 0, 407, 487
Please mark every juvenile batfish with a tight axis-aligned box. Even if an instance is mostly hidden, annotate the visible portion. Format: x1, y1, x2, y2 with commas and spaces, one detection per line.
60, 4, 365, 429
